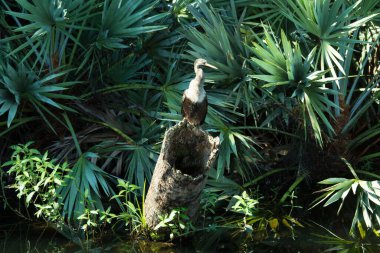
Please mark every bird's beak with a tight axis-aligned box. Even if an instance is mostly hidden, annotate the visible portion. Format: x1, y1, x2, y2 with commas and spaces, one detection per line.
204, 63, 218, 70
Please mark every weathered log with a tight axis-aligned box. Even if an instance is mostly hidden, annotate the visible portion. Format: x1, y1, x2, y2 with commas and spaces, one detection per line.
144, 121, 219, 229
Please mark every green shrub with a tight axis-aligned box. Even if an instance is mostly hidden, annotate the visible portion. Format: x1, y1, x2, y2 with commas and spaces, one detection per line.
2, 142, 67, 222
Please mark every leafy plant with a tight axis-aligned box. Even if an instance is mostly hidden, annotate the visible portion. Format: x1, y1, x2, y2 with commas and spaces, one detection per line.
0, 63, 77, 129
185, 2, 249, 82
77, 0, 167, 74
2, 142, 67, 222
229, 190, 303, 239
274, 0, 377, 81
154, 207, 195, 240
111, 179, 148, 236
228, 190, 267, 236
250, 29, 338, 146
1, 0, 380, 247
57, 152, 118, 222
77, 201, 117, 240
230, 191, 259, 217
2, 0, 96, 68
312, 159, 380, 238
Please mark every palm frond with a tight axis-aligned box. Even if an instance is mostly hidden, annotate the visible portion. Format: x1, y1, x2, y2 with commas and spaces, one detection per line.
0, 63, 78, 128
57, 152, 118, 221
250, 29, 338, 146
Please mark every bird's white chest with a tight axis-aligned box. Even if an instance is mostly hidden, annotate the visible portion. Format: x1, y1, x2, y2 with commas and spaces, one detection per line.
184, 80, 206, 103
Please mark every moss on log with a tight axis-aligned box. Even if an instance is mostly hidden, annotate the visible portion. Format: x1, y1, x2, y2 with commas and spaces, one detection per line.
144, 121, 219, 229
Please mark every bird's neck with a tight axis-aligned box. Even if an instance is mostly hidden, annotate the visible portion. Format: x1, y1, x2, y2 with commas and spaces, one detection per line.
186, 78, 206, 103
185, 67, 206, 103
188, 78, 204, 92
189, 67, 205, 92
194, 67, 204, 83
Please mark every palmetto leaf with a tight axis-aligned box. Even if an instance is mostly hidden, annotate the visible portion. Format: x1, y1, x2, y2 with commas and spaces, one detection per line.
75, 0, 167, 75
105, 53, 152, 84
99, 0, 167, 46
207, 168, 242, 197
316, 177, 380, 234
348, 123, 380, 162
212, 119, 261, 179
57, 152, 118, 220
274, 0, 378, 87
0, 63, 78, 128
184, 1, 256, 119
73, 110, 161, 190
314, 158, 380, 237
0, 88, 18, 127
3, 0, 97, 68
185, 2, 249, 82
250, 29, 337, 146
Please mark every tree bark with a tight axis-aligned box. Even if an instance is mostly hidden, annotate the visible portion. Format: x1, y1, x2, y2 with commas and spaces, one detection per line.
144, 121, 219, 229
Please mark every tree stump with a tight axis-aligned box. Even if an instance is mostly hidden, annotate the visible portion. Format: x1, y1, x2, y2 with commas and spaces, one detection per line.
144, 121, 219, 229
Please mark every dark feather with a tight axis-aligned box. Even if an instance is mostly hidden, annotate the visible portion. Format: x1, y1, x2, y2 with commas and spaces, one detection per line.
181, 95, 208, 126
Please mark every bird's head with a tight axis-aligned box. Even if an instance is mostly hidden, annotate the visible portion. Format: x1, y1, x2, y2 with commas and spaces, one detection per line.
194, 58, 217, 73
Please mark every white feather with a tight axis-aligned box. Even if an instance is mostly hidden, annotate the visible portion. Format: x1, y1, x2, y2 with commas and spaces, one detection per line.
184, 79, 206, 103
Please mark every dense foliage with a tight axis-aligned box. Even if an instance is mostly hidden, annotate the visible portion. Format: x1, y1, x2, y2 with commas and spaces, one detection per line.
1, 0, 380, 249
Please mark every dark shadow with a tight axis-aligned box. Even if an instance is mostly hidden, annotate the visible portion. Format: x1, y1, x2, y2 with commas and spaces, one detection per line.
165, 126, 211, 177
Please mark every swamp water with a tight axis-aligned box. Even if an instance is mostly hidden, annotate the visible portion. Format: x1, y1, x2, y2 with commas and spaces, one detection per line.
1, 215, 380, 253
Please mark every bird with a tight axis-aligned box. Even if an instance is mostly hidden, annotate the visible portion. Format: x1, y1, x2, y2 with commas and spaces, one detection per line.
181, 58, 217, 126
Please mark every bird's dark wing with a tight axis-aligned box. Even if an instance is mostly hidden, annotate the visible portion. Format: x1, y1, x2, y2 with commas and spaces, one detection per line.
181, 93, 207, 125
199, 95, 208, 125
182, 96, 193, 120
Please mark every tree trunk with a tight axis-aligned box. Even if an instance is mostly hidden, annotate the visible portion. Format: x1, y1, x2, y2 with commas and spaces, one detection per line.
144, 121, 219, 229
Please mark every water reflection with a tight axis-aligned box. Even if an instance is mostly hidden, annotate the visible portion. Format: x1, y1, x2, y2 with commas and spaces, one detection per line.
0, 217, 76, 252
1, 218, 379, 253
